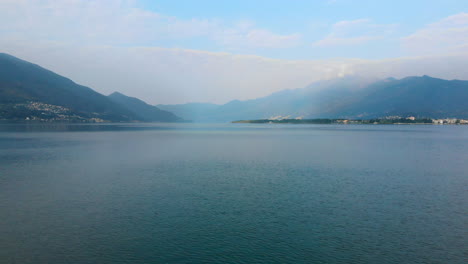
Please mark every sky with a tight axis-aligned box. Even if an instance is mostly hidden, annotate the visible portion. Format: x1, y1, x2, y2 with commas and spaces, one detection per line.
1, 0, 468, 104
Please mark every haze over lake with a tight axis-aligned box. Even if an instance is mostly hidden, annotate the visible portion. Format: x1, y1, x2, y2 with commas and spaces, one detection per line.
0, 123, 466, 264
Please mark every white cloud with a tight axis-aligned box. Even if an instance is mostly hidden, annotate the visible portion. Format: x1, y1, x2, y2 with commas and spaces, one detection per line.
0, 0, 300, 49
403, 13, 468, 55
0, 38, 353, 104
352, 54, 468, 80
313, 35, 381, 47
3, 37, 468, 105
313, 18, 396, 46
1, 1, 468, 104
216, 28, 301, 49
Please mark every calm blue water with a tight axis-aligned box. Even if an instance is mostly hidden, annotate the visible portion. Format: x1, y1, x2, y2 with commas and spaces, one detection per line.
0, 123, 467, 264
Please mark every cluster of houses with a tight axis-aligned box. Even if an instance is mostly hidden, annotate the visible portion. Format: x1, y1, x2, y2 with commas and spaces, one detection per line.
25, 102, 70, 115
432, 118, 468, 124
333, 116, 468, 125
403, 116, 468, 124
270, 115, 468, 124
21, 102, 106, 122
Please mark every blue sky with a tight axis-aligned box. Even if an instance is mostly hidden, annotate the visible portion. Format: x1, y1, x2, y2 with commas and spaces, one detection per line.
136, 0, 468, 59
1, 0, 468, 104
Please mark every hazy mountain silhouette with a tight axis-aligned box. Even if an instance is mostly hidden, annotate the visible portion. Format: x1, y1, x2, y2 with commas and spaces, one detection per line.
156, 102, 220, 122
108, 92, 182, 122
158, 76, 468, 122
2, 53, 467, 123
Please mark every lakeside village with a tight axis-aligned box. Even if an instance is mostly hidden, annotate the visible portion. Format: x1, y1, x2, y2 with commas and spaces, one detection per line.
234, 116, 468, 125
0, 102, 106, 123
1, 102, 468, 124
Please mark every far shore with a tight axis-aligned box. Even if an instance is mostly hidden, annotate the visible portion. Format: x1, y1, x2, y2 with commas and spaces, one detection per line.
232, 118, 468, 125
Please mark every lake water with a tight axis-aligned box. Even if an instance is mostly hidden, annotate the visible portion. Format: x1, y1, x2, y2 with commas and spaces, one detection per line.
0, 123, 467, 264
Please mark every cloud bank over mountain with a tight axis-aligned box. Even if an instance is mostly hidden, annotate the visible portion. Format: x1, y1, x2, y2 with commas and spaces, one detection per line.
1, 0, 467, 104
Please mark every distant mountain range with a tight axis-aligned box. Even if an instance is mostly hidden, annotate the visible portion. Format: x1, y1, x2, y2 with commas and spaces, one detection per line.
158, 76, 468, 122
156, 102, 220, 122
2, 52, 467, 123
0, 53, 182, 122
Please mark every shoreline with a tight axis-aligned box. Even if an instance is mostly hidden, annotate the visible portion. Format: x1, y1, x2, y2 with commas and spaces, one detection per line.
232, 118, 468, 125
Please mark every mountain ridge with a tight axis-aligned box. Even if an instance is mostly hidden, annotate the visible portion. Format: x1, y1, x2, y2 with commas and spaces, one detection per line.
0, 53, 181, 122
108, 92, 183, 122
2, 53, 467, 123
158, 75, 468, 122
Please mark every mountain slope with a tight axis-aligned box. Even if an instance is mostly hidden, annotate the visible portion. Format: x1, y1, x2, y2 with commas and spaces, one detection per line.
159, 76, 468, 122
326, 76, 468, 118
0, 53, 182, 122
156, 103, 220, 122
0, 53, 140, 121
108, 92, 182, 122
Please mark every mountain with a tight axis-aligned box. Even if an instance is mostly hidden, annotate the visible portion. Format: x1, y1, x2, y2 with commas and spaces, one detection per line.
108, 92, 182, 122
156, 102, 220, 122
3, 52, 466, 122
323, 75, 468, 118
0, 53, 138, 121
158, 76, 468, 122
0, 53, 180, 122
